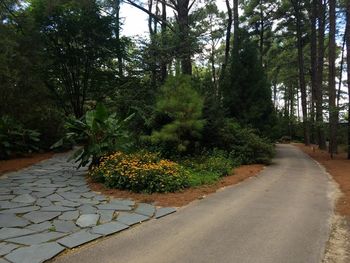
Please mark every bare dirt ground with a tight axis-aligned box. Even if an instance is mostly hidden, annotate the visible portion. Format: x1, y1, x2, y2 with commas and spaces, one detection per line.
88, 164, 264, 207
0, 152, 54, 176
296, 143, 350, 263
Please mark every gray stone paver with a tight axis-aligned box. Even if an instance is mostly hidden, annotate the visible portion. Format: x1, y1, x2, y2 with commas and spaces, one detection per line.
116, 212, 149, 226
155, 207, 177, 219
76, 214, 99, 228
0, 206, 40, 214
57, 230, 101, 249
26, 222, 53, 232
6, 232, 66, 245
91, 222, 129, 236
135, 203, 156, 217
96, 204, 132, 211
0, 228, 36, 240
23, 211, 61, 224
53, 220, 79, 233
12, 194, 36, 204
0, 214, 30, 227
0, 243, 19, 256
0, 153, 177, 262
5, 242, 65, 263
58, 211, 79, 221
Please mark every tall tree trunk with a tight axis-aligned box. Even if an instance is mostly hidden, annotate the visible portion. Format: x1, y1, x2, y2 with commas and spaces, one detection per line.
177, 0, 192, 75
222, 0, 232, 72
233, 0, 239, 56
115, 0, 123, 78
310, 0, 318, 144
292, 0, 310, 145
210, 39, 217, 88
160, 1, 167, 82
259, 0, 264, 67
337, 30, 346, 108
346, 0, 350, 159
328, 0, 337, 157
148, 0, 157, 85
316, 0, 326, 149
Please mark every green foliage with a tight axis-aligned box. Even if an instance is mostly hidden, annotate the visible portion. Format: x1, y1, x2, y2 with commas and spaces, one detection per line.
89, 151, 190, 193
217, 120, 275, 165
0, 116, 40, 159
183, 150, 236, 176
53, 104, 133, 167
30, 0, 117, 117
147, 75, 205, 156
221, 30, 275, 134
182, 150, 237, 187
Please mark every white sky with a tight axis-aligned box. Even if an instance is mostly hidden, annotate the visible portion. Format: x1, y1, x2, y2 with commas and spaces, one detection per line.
120, 0, 228, 37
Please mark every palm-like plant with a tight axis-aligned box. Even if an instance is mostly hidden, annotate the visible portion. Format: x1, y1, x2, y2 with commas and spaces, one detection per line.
53, 104, 133, 167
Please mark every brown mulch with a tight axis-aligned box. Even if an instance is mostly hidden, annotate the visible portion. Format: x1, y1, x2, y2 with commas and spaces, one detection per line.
88, 164, 264, 207
296, 143, 350, 217
0, 152, 55, 176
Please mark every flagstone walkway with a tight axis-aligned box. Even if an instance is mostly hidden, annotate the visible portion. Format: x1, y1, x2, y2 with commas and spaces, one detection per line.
0, 153, 176, 263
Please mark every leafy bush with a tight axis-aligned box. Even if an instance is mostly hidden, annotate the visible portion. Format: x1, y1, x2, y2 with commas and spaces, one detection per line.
218, 120, 275, 165
183, 150, 236, 176
147, 75, 205, 156
181, 150, 237, 187
89, 151, 189, 193
0, 116, 40, 159
53, 104, 133, 167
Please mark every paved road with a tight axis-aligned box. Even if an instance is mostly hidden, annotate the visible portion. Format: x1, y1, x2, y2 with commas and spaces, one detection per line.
54, 144, 337, 263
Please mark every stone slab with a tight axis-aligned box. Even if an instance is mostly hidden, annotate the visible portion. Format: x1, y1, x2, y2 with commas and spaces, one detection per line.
5, 242, 65, 263
0, 206, 40, 214
0, 195, 15, 201
0, 228, 36, 240
6, 231, 66, 245
78, 205, 97, 214
47, 194, 64, 202
53, 220, 79, 233
35, 199, 52, 207
91, 221, 129, 236
0, 243, 19, 256
96, 204, 132, 211
135, 203, 156, 217
110, 199, 135, 206
57, 230, 101, 249
116, 212, 149, 226
55, 200, 80, 208
58, 211, 79, 221
26, 222, 53, 232
0, 214, 30, 227
40, 205, 74, 212
23, 211, 61, 224
12, 194, 36, 204
76, 214, 99, 228
0, 202, 31, 210
155, 207, 176, 219
97, 210, 114, 223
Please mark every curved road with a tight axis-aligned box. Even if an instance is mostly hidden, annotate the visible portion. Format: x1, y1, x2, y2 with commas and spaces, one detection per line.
54, 144, 337, 263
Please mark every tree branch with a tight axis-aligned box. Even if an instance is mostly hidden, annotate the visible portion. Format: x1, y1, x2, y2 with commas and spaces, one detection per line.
123, 0, 174, 31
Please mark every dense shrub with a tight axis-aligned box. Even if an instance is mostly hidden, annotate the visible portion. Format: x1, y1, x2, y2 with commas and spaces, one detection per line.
182, 150, 237, 187
53, 104, 133, 167
147, 75, 205, 156
217, 120, 275, 164
0, 116, 40, 159
183, 150, 236, 177
89, 151, 190, 193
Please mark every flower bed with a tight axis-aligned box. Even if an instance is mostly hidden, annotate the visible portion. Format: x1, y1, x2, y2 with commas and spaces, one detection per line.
89, 152, 189, 193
